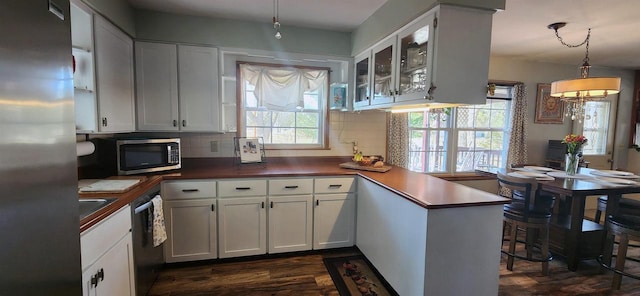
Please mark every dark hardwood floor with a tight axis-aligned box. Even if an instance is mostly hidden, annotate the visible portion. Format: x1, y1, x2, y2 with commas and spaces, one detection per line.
148, 243, 640, 296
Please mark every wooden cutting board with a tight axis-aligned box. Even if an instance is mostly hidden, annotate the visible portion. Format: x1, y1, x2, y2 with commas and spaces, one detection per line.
339, 162, 392, 173
78, 177, 144, 193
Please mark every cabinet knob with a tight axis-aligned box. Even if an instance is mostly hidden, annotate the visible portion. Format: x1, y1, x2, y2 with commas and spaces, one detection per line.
261, 201, 265, 209
182, 120, 186, 127
101, 117, 108, 127
173, 120, 177, 127
316, 200, 319, 206
270, 201, 274, 208
97, 268, 104, 282
211, 204, 215, 211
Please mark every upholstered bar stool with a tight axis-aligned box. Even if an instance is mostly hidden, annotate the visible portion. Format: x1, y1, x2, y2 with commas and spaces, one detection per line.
498, 172, 553, 275
599, 214, 640, 289
594, 196, 640, 224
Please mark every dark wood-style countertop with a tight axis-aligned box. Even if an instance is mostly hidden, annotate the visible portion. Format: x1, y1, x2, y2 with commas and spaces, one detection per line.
79, 157, 508, 232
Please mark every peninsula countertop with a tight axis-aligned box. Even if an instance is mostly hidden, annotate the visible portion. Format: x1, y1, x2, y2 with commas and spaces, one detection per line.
79, 157, 509, 231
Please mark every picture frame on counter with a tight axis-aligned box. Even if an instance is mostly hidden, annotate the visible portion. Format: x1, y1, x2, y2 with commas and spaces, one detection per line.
534, 83, 564, 124
234, 137, 266, 164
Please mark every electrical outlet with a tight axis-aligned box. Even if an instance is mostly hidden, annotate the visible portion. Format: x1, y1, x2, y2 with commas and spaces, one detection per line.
210, 141, 219, 152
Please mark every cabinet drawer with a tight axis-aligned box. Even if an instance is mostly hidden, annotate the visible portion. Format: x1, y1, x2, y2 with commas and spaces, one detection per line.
268, 178, 313, 195
314, 177, 356, 193
219, 179, 267, 197
80, 205, 131, 270
162, 180, 217, 199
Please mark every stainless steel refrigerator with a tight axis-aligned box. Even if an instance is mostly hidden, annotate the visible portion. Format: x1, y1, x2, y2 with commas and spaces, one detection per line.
0, 0, 82, 295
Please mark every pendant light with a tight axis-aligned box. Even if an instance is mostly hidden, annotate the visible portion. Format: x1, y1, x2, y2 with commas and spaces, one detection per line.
273, 0, 282, 39
547, 22, 621, 122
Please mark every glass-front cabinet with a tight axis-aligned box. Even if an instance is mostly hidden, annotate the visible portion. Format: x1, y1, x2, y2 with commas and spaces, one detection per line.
351, 4, 493, 111
395, 18, 431, 103
354, 53, 371, 109
371, 38, 396, 105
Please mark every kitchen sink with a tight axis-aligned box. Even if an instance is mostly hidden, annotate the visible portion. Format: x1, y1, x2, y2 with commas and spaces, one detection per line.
79, 198, 117, 220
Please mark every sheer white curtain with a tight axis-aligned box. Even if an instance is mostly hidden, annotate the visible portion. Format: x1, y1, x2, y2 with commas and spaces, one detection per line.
240, 64, 327, 111
506, 83, 528, 167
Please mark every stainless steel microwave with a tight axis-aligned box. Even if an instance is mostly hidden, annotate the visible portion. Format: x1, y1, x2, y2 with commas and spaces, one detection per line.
96, 138, 181, 175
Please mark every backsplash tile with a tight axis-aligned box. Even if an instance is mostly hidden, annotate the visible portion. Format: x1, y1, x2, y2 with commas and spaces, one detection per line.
177, 110, 387, 158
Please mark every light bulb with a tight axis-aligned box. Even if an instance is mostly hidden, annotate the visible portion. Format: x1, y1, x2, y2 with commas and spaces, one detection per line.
275, 31, 282, 39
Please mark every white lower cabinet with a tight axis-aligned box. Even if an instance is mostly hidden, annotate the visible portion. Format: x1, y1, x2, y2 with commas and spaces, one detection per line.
313, 177, 357, 249
313, 193, 356, 249
80, 206, 134, 296
268, 195, 313, 253
162, 180, 217, 263
218, 196, 267, 258
164, 199, 217, 262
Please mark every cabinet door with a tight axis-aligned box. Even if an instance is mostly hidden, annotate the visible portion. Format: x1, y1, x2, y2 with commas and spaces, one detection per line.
395, 15, 433, 103
371, 37, 396, 106
94, 16, 135, 132
164, 199, 217, 263
354, 52, 371, 109
313, 193, 356, 249
268, 195, 313, 254
218, 197, 267, 258
135, 42, 179, 131
428, 6, 492, 104
82, 233, 135, 296
178, 45, 221, 131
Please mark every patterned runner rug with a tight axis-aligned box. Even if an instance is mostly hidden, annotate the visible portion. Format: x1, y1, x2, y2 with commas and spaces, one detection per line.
323, 255, 398, 296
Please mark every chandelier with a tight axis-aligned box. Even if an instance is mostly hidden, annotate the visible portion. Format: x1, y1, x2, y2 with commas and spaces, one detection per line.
547, 22, 621, 122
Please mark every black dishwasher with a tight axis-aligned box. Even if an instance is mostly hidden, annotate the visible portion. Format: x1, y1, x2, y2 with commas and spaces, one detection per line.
131, 184, 164, 296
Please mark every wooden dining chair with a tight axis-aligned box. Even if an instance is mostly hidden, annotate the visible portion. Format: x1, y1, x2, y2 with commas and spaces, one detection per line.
497, 172, 553, 275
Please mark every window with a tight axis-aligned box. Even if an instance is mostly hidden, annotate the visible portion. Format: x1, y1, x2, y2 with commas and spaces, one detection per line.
408, 85, 513, 173
238, 63, 329, 149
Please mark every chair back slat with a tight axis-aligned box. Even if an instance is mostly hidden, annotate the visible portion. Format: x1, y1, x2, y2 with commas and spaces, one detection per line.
497, 172, 541, 219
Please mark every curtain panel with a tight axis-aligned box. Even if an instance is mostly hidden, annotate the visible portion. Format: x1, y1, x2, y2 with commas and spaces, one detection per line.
239, 64, 327, 111
506, 83, 528, 167
387, 113, 409, 168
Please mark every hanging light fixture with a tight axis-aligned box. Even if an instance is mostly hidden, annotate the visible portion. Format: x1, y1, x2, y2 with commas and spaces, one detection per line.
547, 22, 621, 122
273, 0, 282, 39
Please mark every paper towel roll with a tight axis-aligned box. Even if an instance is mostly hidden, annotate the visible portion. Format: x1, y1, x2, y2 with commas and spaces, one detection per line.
76, 141, 95, 157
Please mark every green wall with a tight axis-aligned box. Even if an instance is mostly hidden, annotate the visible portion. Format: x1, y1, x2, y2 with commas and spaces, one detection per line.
81, 0, 135, 36
133, 10, 352, 57
351, 0, 505, 55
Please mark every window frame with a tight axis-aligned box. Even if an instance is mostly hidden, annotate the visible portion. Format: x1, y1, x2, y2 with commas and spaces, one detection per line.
236, 62, 331, 150
408, 85, 514, 174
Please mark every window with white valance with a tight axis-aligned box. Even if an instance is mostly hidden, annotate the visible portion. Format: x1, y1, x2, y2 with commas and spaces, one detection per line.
238, 63, 329, 149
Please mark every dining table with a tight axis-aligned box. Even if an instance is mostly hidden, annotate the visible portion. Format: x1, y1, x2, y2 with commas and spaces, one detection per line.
477, 166, 640, 271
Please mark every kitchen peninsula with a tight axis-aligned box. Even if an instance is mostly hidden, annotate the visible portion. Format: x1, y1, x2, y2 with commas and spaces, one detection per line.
80, 157, 509, 296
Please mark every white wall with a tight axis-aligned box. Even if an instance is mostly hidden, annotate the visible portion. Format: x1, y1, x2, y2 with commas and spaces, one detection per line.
489, 56, 636, 169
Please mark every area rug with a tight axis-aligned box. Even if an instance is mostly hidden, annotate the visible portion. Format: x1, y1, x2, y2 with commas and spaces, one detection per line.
323, 255, 398, 296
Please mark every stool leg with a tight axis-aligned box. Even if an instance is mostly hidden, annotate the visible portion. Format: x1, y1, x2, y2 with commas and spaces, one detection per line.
541, 225, 550, 275
594, 209, 602, 224
612, 233, 629, 290
507, 221, 518, 271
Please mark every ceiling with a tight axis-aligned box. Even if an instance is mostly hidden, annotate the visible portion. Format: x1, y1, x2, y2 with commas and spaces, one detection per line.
128, 0, 640, 70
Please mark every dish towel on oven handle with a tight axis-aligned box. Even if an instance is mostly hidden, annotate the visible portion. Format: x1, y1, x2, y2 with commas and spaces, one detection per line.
151, 195, 167, 247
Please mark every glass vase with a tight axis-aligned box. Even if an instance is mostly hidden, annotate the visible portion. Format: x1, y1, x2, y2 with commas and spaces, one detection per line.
565, 153, 580, 176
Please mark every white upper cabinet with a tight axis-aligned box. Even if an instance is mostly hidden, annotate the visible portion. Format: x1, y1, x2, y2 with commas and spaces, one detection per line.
352, 4, 493, 110
354, 52, 372, 109
93, 16, 135, 132
135, 43, 221, 132
135, 42, 179, 131
178, 45, 221, 131
72, 0, 135, 133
